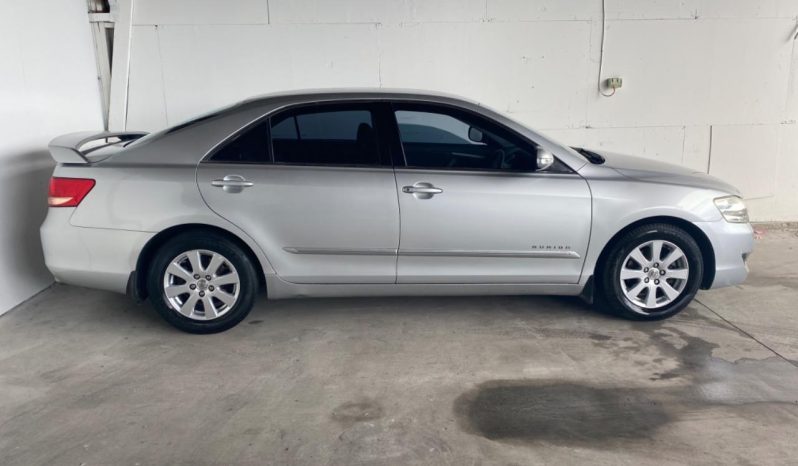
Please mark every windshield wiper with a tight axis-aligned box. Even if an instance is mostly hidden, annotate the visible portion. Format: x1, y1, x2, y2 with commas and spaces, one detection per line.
571, 147, 605, 164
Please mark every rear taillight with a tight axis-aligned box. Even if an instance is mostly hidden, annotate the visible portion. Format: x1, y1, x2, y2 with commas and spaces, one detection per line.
48, 177, 95, 207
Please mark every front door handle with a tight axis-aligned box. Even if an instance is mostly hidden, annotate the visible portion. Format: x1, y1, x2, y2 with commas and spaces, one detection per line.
402, 186, 443, 194
211, 175, 254, 193
402, 182, 443, 199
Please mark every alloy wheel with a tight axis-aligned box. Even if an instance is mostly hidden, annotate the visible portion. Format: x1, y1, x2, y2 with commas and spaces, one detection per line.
619, 240, 689, 311
162, 249, 240, 320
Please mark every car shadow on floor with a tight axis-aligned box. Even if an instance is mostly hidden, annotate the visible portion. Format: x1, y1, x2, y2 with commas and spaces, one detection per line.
19, 284, 621, 336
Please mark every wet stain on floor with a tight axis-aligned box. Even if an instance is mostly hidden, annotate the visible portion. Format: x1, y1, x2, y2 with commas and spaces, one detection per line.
454, 324, 798, 447
454, 380, 671, 444
331, 399, 384, 427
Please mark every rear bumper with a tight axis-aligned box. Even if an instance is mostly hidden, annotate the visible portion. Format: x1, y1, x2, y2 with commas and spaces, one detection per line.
40, 208, 153, 294
694, 220, 754, 289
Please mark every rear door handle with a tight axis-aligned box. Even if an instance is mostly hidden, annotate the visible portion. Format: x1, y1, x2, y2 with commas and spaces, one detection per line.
402, 182, 443, 199
211, 175, 254, 193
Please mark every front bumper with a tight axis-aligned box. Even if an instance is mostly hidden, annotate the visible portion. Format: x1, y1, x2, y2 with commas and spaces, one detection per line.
694, 220, 754, 289
40, 208, 154, 294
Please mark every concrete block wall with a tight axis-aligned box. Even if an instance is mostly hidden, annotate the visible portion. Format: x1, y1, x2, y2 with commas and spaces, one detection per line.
122, 0, 798, 221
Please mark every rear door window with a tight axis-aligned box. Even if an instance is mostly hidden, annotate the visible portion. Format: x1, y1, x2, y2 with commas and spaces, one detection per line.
210, 120, 270, 163
270, 106, 382, 166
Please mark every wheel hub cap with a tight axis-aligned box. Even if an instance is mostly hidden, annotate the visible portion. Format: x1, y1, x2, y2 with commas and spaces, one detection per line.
619, 239, 689, 312
162, 249, 241, 321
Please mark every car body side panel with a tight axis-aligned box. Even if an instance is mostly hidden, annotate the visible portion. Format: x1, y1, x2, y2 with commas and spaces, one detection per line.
66, 164, 207, 232
694, 220, 753, 288
51, 164, 277, 277
197, 164, 400, 284
577, 163, 738, 286
40, 90, 753, 301
41, 208, 154, 293
265, 274, 584, 299
394, 169, 592, 284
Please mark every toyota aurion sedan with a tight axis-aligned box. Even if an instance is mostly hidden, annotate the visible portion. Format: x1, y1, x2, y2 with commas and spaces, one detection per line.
41, 89, 753, 333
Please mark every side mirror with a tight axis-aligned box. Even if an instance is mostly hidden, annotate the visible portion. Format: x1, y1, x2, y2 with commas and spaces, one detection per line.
536, 147, 555, 171
468, 126, 484, 143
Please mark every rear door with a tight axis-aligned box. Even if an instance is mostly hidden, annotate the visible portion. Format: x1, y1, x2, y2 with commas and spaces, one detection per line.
197, 102, 400, 284
390, 103, 592, 284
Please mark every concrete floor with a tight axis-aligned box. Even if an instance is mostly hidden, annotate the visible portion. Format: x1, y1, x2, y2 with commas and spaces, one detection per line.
1, 228, 797, 465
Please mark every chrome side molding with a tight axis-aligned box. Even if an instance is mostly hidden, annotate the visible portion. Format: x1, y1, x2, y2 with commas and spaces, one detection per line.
400, 249, 580, 259
284, 247, 580, 259
283, 247, 396, 256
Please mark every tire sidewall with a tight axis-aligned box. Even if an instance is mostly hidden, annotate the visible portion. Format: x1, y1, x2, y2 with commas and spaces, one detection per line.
606, 226, 703, 319
147, 233, 258, 333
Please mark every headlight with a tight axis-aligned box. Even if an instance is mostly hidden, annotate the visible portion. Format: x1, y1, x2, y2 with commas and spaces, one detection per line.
714, 196, 749, 223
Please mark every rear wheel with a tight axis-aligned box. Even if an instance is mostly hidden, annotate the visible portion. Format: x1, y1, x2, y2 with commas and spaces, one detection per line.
147, 232, 258, 333
596, 223, 703, 320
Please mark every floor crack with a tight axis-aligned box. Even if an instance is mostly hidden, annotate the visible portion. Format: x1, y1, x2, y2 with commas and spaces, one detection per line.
696, 298, 798, 368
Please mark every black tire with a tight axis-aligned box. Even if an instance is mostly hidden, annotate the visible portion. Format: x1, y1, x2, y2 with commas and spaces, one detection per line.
595, 223, 703, 321
146, 231, 259, 333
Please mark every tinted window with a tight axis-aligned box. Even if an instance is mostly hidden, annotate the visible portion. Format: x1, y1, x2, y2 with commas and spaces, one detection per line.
395, 108, 538, 171
271, 108, 380, 166
210, 120, 270, 163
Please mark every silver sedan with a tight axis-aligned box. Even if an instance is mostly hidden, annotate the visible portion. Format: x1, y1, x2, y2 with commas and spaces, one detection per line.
41, 90, 753, 333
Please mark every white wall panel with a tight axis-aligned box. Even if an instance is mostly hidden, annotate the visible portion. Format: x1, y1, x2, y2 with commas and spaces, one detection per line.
269, 0, 487, 24
709, 124, 779, 200
0, 0, 103, 313
745, 123, 798, 220
608, 0, 798, 19
606, 1, 697, 20
786, 44, 798, 123
137, 24, 380, 125
691, 0, 798, 19
589, 19, 794, 127
544, 126, 688, 166
126, 26, 168, 131
681, 125, 711, 172
487, 0, 598, 21
379, 21, 591, 129
118, 0, 798, 220
133, 0, 269, 25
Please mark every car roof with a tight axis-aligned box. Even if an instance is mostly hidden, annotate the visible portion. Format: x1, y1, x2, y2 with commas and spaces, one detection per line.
111, 88, 587, 171
237, 88, 481, 107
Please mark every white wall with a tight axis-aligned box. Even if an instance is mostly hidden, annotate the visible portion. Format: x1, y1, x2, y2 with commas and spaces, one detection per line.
0, 1, 104, 314
120, 0, 798, 221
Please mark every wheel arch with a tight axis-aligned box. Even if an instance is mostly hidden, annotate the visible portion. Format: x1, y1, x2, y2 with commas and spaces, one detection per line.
132, 224, 267, 301
594, 216, 716, 290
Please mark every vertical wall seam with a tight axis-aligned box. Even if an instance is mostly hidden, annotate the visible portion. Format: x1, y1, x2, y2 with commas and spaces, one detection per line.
783, 35, 796, 122
107, 0, 134, 131
706, 125, 713, 174
585, 16, 595, 127
376, 23, 382, 87
121, 4, 133, 130
154, 25, 170, 125
680, 125, 687, 166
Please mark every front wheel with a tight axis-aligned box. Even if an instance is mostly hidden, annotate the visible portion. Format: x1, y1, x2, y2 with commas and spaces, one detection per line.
146, 232, 259, 333
596, 223, 703, 321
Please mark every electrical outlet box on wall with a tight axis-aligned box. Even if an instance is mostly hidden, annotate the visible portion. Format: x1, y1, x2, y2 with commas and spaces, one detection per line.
606, 77, 623, 89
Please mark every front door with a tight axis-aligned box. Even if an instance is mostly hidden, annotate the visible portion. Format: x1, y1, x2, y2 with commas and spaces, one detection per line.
197, 103, 400, 284
390, 104, 591, 284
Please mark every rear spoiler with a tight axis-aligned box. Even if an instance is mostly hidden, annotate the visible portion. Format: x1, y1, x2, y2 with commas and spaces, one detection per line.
48, 131, 148, 164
